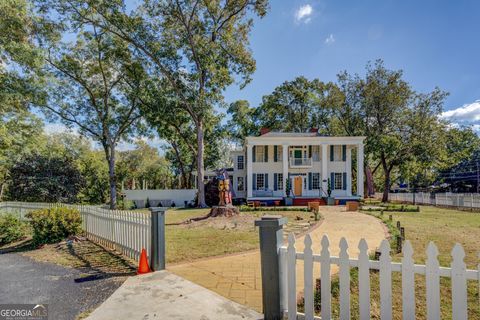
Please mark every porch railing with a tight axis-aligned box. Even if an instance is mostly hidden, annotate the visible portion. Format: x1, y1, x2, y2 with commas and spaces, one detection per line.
289, 157, 312, 167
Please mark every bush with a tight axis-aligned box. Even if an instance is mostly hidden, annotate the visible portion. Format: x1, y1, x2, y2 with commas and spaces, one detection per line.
0, 213, 27, 245
26, 207, 82, 244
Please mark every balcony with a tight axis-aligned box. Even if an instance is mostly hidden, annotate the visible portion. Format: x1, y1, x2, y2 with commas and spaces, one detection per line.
289, 157, 312, 168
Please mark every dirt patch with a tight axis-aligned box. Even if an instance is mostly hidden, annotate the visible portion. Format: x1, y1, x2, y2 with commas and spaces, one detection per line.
178, 213, 256, 231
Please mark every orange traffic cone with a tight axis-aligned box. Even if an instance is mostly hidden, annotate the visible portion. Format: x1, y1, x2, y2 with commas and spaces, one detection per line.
137, 248, 152, 274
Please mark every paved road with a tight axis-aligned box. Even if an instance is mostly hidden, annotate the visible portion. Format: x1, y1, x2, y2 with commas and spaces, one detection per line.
0, 253, 127, 320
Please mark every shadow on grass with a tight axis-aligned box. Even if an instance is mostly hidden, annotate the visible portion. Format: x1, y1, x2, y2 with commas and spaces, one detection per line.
0, 238, 36, 254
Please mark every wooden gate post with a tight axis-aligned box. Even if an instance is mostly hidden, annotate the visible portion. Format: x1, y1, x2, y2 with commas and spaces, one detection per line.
149, 207, 167, 271
255, 215, 288, 320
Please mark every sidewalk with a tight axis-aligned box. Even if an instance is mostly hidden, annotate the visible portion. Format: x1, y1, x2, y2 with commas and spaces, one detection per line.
169, 207, 387, 312
86, 271, 262, 320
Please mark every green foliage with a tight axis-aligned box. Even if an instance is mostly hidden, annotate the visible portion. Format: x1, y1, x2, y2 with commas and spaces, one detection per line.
116, 199, 134, 210
239, 206, 308, 212
26, 207, 82, 244
0, 212, 27, 245
6, 153, 85, 203
327, 178, 332, 197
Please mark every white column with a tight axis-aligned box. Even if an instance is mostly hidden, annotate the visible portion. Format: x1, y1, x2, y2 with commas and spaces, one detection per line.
357, 143, 364, 198
346, 147, 352, 196
321, 144, 328, 194
247, 144, 253, 198
282, 144, 289, 197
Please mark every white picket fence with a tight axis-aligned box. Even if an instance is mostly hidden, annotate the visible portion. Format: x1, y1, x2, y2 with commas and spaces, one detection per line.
279, 234, 479, 320
381, 192, 480, 209
0, 201, 151, 262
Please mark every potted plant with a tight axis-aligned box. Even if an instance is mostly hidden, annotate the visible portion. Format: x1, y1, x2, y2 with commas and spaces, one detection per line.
327, 178, 335, 205
284, 178, 293, 206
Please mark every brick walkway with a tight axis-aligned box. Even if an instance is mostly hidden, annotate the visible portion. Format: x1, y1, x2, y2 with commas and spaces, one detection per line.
168, 207, 387, 312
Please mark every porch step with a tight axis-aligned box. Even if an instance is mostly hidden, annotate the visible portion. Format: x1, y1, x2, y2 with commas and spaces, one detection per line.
292, 198, 325, 206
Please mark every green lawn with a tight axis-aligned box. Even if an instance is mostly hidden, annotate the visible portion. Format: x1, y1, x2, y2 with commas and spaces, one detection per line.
352, 206, 480, 319
164, 208, 319, 264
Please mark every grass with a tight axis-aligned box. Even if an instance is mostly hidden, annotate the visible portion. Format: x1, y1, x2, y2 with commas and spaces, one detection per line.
348, 205, 480, 319
165, 207, 320, 264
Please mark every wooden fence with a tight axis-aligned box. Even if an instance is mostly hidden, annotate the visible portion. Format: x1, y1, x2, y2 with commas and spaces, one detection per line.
279, 234, 479, 320
378, 192, 480, 210
0, 201, 151, 262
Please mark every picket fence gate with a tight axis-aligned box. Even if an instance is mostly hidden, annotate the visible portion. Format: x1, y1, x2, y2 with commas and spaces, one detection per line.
279, 234, 479, 320
0, 201, 151, 262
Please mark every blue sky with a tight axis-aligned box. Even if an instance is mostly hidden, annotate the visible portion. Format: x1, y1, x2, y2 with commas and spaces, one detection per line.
223, 0, 480, 128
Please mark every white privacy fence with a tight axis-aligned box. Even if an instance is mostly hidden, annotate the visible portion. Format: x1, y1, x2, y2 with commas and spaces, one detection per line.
381, 192, 480, 209
0, 201, 151, 262
279, 234, 479, 320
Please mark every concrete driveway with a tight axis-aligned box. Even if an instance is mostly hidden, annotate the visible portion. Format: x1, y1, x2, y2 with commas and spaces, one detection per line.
0, 252, 128, 320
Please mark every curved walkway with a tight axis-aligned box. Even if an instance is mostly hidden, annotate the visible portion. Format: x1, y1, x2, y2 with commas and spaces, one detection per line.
168, 206, 387, 312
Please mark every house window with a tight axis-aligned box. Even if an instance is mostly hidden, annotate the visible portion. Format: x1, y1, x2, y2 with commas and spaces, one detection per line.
255, 146, 264, 162
334, 172, 343, 190
237, 155, 244, 170
312, 173, 321, 189
237, 177, 244, 191
256, 173, 265, 190
312, 146, 320, 161
276, 146, 282, 162
333, 146, 343, 161
277, 173, 283, 190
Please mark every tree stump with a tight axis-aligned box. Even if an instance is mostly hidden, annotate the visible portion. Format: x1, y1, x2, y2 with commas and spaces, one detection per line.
209, 205, 240, 217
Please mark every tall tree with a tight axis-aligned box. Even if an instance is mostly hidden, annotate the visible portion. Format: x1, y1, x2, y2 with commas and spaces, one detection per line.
40, 29, 145, 208
44, 0, 268, 207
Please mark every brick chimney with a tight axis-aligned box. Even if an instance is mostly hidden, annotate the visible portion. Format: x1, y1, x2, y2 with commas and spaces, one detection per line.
309, 128, 319, 133
260, 128, 270, 135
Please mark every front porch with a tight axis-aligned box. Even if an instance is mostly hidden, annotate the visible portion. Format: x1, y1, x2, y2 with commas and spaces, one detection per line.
247, 195, 361, 206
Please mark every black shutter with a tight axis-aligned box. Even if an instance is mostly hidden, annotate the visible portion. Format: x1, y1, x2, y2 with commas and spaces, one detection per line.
264, 146, 268, 162
330, 145, 334, 161
343, 172, 347, 190
265, 173, 269, 190
309, 146, 312, 158
274, 173, 278, 191
330, 172, 335, 189
274, 146, 278, 162
252, 146, 256, 162
342, 145, 346, 161
308, 172, 312, 190
252, 173, 257, 190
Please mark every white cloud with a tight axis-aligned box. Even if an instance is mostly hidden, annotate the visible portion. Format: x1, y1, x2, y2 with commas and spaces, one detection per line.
441, 100, 480, 122
295, 4, 313, 23
325, 34, 335, 45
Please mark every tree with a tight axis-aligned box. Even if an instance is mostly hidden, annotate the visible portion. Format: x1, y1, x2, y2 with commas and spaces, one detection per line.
40, 28, 145, 209
6, 153, 85, 203
335, 60, 448, 202
226, 100, 258, 144
255, 76, 332, 133
45, 0, 268, 207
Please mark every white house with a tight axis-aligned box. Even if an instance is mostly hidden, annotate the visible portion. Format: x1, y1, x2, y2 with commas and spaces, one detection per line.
222, 130, 365, 205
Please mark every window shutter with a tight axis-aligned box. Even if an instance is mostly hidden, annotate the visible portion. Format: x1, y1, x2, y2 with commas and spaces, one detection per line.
274, 173, 278, 191
343, 172, 347, 190
309, 146, 312, 158
330, 145, 334, 161
252, 146, 256, 162
252, 173, 257, 191
274, 146, 278, 162
342, 145, 346, 161
330, 172, 335, 189
264, 146, 268, 162
308, 172, 312, 190
265, 173, 269, 190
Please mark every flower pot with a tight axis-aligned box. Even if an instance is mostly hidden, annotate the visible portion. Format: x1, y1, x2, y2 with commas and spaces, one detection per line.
284, 197, 293, 206
327, 197, 335, 206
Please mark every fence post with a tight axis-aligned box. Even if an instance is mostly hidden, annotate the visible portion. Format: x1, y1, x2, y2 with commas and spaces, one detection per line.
255, 215, 288, 320
149, 207, 167, 271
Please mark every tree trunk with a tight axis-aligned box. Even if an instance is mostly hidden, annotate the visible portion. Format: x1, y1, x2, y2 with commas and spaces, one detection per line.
382, 170, 391, 203
106, 146, 117, 209
196, 121, 207, 207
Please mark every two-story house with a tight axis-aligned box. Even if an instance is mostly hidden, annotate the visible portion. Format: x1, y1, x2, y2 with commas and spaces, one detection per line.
227, 130, 365, 205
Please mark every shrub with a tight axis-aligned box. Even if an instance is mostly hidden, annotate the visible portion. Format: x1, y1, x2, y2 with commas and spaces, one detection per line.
0, 213, 27, 245
26, 207, 82, 244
